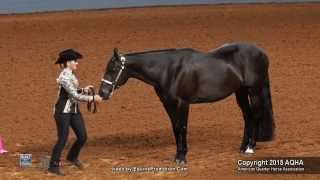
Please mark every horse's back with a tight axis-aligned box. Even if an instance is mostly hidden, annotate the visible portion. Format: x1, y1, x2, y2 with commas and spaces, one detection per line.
175, 43, 269, 88
210, 42, 266, 60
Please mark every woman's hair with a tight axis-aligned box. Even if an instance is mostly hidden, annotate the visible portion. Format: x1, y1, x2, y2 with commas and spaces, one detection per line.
59, 62, 68, 69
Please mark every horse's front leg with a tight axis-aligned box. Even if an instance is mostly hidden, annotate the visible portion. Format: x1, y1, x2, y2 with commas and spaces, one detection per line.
154, 88, 183, 163
175, 101, 189, 165
154, 88, 189, 164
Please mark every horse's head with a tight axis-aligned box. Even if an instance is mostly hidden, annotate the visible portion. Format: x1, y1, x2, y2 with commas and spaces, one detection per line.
99, 48, 129, 100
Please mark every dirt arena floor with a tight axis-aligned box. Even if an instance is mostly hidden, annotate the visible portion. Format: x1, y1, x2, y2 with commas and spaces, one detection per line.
0, 3, 320, 180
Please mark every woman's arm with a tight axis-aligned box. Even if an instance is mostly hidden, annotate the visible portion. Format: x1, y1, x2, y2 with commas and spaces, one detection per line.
59, 75, 93, 102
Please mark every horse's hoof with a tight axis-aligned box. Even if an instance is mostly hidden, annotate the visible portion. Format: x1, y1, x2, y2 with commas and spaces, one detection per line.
244, 146, 255, 154
175, 159, 187, 165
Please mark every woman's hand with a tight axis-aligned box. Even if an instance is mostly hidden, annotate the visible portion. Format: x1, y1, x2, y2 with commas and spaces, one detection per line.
84, 85, 94, 94
94, 95, 103, 102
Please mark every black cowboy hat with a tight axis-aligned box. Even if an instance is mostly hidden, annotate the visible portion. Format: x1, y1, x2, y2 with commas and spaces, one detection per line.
55, 49, 83, 64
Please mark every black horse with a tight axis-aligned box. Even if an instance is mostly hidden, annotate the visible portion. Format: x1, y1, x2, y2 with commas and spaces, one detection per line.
99, 42, 275, 164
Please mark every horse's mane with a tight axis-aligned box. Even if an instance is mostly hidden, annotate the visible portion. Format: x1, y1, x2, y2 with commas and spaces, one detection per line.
125, 49, 179, 56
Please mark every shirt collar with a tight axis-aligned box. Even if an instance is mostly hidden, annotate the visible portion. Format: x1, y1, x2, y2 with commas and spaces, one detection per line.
64, 67, 73, 74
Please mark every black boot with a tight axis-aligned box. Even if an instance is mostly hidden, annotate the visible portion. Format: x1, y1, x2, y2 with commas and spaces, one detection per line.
67, 159, 84, 170
48, 161, 65, 176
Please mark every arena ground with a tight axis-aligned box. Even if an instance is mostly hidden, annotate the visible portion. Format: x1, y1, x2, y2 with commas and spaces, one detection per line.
0, 3, 320, 179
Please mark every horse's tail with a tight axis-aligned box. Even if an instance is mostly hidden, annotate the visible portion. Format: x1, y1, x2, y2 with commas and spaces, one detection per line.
249, 74, 275, 142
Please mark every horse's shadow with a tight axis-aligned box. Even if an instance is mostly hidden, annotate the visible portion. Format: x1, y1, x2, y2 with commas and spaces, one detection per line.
87, 128, 176, 150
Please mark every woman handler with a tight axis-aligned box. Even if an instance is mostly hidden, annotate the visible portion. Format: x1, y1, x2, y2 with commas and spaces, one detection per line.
49, 49, 102, 175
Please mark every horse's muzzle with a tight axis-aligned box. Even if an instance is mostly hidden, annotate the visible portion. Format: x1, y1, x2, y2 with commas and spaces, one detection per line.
98, 89, 110, 100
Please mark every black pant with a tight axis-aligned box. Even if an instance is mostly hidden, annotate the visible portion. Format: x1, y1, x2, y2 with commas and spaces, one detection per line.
50, 113, 87, 167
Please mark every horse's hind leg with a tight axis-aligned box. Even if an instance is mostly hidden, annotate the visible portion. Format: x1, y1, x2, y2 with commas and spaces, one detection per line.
235, 87, 256, 154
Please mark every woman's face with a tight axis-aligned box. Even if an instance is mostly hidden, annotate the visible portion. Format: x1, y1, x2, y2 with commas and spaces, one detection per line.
67, 60, 78, 71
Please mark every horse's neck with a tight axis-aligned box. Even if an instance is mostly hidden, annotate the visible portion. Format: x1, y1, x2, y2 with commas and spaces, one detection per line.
127, 54, 163, 86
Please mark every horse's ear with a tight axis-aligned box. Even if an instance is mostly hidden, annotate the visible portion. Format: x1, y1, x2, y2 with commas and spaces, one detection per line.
113, 48, 119, 58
